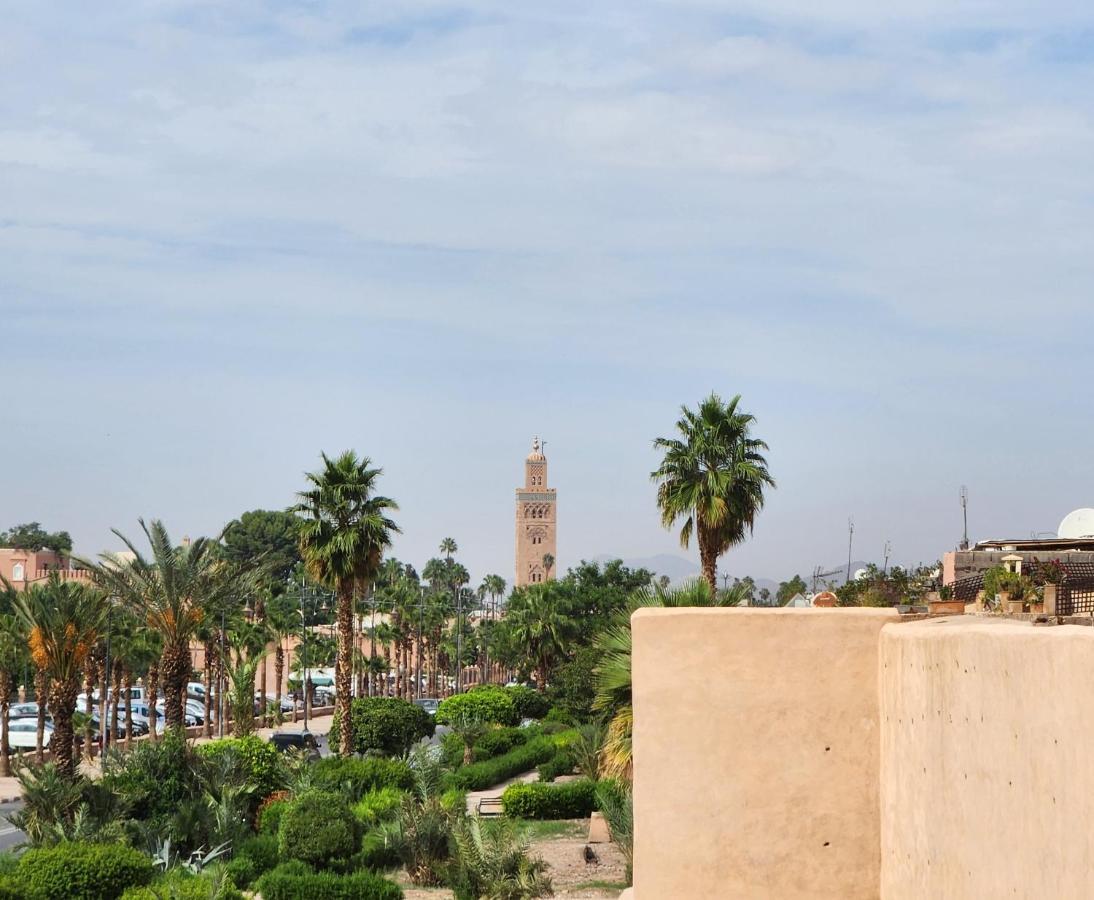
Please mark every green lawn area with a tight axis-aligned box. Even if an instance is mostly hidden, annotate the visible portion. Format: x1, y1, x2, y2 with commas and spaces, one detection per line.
515, 818, 587, 840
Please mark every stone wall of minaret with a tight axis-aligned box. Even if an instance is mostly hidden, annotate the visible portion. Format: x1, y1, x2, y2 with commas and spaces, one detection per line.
515, 437, 557, 587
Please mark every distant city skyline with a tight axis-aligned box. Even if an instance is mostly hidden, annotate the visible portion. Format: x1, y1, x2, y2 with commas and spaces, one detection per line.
4, 3, 1094, 588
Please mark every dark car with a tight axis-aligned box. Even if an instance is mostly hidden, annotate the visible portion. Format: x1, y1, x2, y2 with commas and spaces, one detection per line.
269, 731, 320, 759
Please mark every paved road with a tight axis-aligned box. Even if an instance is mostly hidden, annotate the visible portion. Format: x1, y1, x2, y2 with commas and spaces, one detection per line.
0, 802, 24, 851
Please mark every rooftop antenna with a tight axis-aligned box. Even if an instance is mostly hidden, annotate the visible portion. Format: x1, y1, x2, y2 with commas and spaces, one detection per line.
846, 517, 855, 584
959, 486, 969, 550
883, 540, 892, 575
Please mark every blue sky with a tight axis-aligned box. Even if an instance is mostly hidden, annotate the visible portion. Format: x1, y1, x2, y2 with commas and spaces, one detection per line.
4, 1, 1094, 586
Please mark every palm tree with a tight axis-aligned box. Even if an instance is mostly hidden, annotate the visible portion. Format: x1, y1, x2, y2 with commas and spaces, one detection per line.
652, 393, 775, 596
0, 612, 25, 777
505, 584, 568, 689
83, 520, 241, 730
594, 579, 746, 780
13, 575, 110, 778
440, 538, 457, 561
294, 451, 400, 756
541, 554, 555, 581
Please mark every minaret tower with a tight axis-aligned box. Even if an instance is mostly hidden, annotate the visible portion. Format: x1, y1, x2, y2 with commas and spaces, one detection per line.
515, 437, 557, 587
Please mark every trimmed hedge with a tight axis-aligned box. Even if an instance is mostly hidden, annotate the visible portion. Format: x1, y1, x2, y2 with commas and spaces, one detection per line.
501, 779, 599, 819
256, 866, 404, 900
196, 735, 287, 799
503, 685, 550, 720
329, 698, 434, 757
278, 791, 360, 869
121, 871, 245, 900
19, 843, 155, 900
436, 688, 518, 727
258, 798, 291, 835
441, 726, 534, 768
444, 736, 558, 791
225, 833, 279, 888
312, 756, 414, 801
537, 749, 576, 782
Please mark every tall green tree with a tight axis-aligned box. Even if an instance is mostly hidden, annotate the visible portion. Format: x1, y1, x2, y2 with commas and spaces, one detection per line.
294, 451, 400, 755
13, 575, 109, 778
83, 520, 241, 730
652, 393, 775, 595
0, 523, 72, 555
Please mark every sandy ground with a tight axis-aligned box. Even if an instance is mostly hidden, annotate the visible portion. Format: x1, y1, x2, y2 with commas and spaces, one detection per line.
397, 819, 628, 900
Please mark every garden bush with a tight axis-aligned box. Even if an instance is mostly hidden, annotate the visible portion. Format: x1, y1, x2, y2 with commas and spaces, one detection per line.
101, 729, 199, 828
503, 685, 551, 720
437, 688, 518, 727
0, 877, 37, 900
352, 787, 405, 827
546, 646, 601, 724
225, 834, 279, 888
328, 698, 434, 757
444, 737, 559, 791
19, 842, 155, 900
543, 706, 574, 726
501, 779, 598, 819
196, 735, 286, 799
440, 787, 468, 814
537, 749, 576, 782
312, 756, 415, 801
256, 866, 404, 900
120, 869, 244, 900
278, 791, 360, 869
258, 798, 291, 835
441, 726, 533, 768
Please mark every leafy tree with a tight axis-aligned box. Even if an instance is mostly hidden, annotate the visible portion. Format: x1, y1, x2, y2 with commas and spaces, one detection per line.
295, 451, 400, 756
652, 392, 775, 595
437, 688, 519, 728
330, 697, 435, 756
776, 575, 808, 605
13, 574, 110, 777
0, 523, 72, 555
547, 646, 601, 724
222, 509, 302, 588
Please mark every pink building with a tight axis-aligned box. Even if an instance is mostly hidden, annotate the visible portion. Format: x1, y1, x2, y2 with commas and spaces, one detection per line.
0, 548, 91, 590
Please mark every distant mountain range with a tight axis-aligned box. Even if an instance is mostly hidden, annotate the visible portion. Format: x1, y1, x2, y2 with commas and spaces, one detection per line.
591, 553, 876, 595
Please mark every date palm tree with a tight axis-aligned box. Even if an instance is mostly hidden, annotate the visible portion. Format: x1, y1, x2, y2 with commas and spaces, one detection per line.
0, 611, 25, 777
13, 575, 110, 778
295, 451, 400, 756
652, 393, 775, 596
505, 584, 568, 689
594, 579, 746, 780
83, 520, 241, 730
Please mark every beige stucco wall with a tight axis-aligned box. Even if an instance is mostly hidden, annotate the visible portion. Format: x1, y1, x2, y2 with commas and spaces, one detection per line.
632, 607, 898, 900
879, 617, 1094, 898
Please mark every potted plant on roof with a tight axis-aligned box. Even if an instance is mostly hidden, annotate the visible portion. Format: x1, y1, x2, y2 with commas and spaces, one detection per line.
981, 566, 1008, 613
1032, 558, 1063, 616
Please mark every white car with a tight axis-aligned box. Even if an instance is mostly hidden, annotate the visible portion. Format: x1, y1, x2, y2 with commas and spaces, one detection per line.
8, 718, 51, 749
128, 702, 199, 729
9, 702, 39, 719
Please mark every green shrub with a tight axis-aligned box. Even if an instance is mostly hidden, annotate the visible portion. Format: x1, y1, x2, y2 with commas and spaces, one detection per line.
544, 706, 574, 726
120, 869, 245, 900
312, 757, 414, 801
537, 750, 576, 782
258, 798, 291, 835
357, 827, 403, 871
224, 833, 279, 888
503, 685, 551, 720
546, 646, 601, 724
328, 698, 434, 757
0, 876, 38, 900
256, 866, 404, 900
352, 788, 405, 827
278, 791, 360, 869
19, 842, 155, 900
224, 855, 256, 891
445, 737, 559, 791
101, 729, 199, 829
437, 688, 517, 727
197, 735, 287, 799
501, 779, 598, 819
440, 787, 468, 814
0, 855, 17, 877
474, 726, 532, 760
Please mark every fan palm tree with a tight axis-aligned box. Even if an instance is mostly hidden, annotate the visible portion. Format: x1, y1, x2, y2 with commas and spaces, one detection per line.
294, 451, 400, 756
13, 575, 110, 778
82, 520, 242, 730
652, 393, 775, 596
439, 537, 458, 561
594, 579, 746, 780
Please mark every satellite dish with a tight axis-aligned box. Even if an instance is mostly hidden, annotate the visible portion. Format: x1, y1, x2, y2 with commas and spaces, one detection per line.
1058, 509, 1094, 539
853, 568, 869, 581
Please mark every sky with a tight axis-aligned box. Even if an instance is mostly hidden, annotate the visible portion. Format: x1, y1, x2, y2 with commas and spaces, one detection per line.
4, 1, 1094, 587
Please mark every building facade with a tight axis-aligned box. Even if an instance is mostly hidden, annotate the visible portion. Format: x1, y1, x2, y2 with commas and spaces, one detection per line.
515, 437, 557, 587
0, 548, 90, 590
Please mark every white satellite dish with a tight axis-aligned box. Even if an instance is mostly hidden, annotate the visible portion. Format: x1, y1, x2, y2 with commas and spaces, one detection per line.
1058, 509, 1094, 539
853, 568, 869, 581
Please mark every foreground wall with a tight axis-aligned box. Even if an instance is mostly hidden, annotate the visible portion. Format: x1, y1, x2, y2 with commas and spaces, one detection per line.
880, 618, 1094, 898
632, 607, 898, 900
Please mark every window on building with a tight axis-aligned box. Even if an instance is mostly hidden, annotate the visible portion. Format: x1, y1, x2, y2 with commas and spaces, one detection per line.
11, 563, 24, 581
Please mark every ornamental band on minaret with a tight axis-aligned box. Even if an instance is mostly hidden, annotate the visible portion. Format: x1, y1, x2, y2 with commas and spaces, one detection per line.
515, 437, 557, 587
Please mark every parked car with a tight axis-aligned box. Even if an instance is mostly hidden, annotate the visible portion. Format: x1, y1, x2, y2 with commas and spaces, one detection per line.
254, 692, 294, 715
269, 731, 320, 759
8, 702, 39, 719
8, 718, 52, 749
413, 698, 440, 716
128, 702, 199, 729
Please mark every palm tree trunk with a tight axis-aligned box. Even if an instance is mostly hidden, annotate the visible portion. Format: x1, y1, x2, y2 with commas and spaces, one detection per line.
0, 670, 11, 778
50, 676, 80, 779
257, 597, 268, 726
147, 662, 159, 742
699, 530, 718, 598
83, 656, 96, 762
34, 667, 47, 764
123, 667, 134, 752
336, 582, 354, 756
202, 639, 213, 738
274, 644, 284, 723
109, 662, 121, 747
161, 642, 189, 730
97, 657, 108, 749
